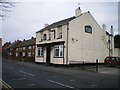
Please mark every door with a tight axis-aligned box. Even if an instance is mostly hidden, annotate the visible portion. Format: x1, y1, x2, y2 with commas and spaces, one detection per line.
46, 47, 51, 65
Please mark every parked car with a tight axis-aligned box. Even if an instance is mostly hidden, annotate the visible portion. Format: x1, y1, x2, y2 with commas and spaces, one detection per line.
104, 56, 120, 67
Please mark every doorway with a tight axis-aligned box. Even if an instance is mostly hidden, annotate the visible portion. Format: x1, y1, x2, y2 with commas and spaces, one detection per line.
46, 46, 51, 65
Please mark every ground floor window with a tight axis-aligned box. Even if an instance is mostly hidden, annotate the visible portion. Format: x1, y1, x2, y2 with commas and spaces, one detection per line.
28, 52, 31, 57
37, 47, 43, 56
22, 52, 25, 57
54, 45, 63, 57
16, 53, 18, 57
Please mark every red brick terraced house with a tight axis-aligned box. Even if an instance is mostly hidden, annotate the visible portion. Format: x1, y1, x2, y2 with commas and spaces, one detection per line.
15, 37, 36, 61
3, 37, 36, 61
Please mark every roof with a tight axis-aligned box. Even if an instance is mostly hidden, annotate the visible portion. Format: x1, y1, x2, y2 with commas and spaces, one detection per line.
9, 41, 21, 48
36, 16, 76, 33
15, 38, 36, 48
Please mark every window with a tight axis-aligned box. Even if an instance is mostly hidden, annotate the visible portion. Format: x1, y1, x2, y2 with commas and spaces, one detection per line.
16, 53, 18, 57
28, 52, 31, 57
54, 45, 63, 57
23, 47, 25, 50
54, 30, 56, 39
22, 52, 25, 57
16, 48, 18, 51
28, 46, 32, 49
57, 26, 62, 39
48, 31, 51, 40
37, 47, 43, 56
85, 25, 92, 34
43, 34, 47, 41
33, 45, 35, 49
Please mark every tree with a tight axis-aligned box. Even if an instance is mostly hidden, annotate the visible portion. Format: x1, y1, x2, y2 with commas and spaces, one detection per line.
0, 0, 16, 19
114, 34, 120, 48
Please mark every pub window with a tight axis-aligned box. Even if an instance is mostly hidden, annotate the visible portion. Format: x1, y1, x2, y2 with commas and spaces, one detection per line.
85, 25, 92, 34
54, 45, 63, 57
37, 47, 43, 56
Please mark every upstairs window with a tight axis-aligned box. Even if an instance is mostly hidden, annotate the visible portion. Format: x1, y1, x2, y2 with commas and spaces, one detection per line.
57, 26, 62, 39
23, 47, 25, 50
43, 34, 47, 41
28, 46, 32, 49
85, 25, 92, 34
48, 31, 51, 40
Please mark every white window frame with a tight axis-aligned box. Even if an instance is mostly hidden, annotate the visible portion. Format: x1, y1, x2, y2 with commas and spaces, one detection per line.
16, 53, 18, 57
23, 47, 25, 50
28, 52, 31, 57
48, 31, 51, 40
37, 47, 43, 57
28, 46, 32, 49
57, 26, 62, 39
54, 45, 63, 57
22, 52, 25, 57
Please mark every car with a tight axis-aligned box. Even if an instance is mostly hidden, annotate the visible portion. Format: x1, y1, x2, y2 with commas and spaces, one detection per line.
104, 56, 120, 67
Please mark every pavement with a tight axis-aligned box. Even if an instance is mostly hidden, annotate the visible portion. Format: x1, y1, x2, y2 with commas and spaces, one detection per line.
2, 59, 120, 89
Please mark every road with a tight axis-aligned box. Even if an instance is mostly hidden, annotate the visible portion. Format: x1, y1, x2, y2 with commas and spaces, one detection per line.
2, 59, 119, 89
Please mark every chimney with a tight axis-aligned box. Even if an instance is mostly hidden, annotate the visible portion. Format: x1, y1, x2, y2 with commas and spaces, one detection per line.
31, 37, 34, 39
44, 24, 49, 28
102, 24, 106, 31
102, 24, 106, 40
110, 26, 114, 35
75, 7, 82, 17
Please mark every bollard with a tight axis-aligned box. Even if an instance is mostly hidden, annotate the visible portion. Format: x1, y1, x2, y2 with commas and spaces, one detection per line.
96, 59, 98, 72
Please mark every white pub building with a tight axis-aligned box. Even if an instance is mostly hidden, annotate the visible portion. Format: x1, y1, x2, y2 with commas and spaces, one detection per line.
35, 7, 115, 65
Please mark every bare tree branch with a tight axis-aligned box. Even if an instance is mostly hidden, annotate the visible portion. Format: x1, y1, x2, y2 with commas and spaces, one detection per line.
0, 0, 16, 19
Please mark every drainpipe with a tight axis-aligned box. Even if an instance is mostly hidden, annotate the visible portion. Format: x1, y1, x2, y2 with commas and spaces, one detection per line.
108, 35, 110, 56
66, 24, 69, 65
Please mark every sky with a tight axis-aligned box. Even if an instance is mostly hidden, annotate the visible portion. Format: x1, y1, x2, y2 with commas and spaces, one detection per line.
1, 0, 119, 44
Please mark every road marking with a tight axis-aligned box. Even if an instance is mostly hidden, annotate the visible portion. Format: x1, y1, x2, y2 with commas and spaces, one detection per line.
19, 70, 35, 77
12, 78, 26, 81
0, 79, 14, 90
48, 79, 80, 90
90, 84, 97, 87
27, 84, 36, 86
70, 80, 76, 82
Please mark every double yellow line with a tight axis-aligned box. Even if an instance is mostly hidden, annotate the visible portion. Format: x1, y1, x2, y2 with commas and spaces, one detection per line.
0, 79, 14, 90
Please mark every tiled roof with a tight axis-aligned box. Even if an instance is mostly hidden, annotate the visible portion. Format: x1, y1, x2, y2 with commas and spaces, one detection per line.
36, 16, 76, 33
15, 38, 36, 47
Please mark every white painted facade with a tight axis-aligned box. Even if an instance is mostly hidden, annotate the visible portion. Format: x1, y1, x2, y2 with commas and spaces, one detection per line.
35, 7, 115, 65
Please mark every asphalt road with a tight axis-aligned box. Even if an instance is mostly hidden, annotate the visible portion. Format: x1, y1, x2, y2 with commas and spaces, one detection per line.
2, 59, 120, 89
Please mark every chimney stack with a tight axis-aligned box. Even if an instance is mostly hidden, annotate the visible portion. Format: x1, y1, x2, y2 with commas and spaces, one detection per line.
44, 24, 49, 28
75, 7, 82, 17
110, 26, 114, 35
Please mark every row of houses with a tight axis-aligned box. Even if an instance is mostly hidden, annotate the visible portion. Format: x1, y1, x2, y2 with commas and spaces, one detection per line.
2, 37, 35, 61
2, 7, 120, 64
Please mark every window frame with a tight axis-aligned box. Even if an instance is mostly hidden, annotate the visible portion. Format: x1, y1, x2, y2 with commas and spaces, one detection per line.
54, 45, 63, 58
57, 26, 62, 39
85, 25, 92, 34
37, 47, 43, 57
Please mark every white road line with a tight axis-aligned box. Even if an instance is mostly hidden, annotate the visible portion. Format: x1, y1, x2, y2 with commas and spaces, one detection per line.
48, 79, 80, 90
19, 70, 35, 77
12, 78, 26, 81
27, 84, 36, 86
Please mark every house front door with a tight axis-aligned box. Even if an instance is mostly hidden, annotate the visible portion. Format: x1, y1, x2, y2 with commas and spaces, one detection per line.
46, 46, 51, 65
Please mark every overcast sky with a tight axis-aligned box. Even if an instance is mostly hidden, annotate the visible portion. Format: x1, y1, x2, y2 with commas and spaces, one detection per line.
1, 0, 119, 44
